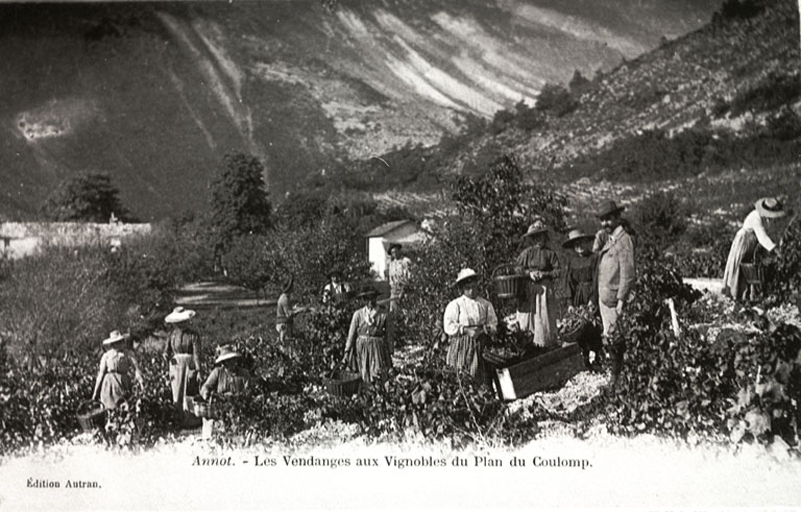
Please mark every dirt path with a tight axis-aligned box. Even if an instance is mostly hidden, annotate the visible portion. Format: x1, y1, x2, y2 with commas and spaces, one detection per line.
175, 281, 275, 309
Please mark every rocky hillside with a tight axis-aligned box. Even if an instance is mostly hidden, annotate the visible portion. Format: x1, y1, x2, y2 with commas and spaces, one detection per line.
452, 0, 800, 176
0, 1, 719, 220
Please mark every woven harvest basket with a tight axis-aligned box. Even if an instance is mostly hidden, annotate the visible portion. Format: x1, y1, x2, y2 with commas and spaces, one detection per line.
492, 264, 527, 299
324, 369, 362, 397
76, 400, 107, 432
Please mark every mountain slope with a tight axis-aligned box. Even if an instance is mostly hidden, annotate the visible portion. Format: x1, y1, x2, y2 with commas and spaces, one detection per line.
0, 1, 720, 220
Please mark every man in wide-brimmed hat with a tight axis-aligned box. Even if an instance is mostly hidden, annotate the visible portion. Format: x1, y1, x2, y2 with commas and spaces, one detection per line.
722, 196, 788, 301
385, 243, 413, 312
594, 200, 636, 387
442, 268, 498, 384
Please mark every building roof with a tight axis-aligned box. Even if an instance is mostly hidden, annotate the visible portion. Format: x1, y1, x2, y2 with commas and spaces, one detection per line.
364, 219, 415, 238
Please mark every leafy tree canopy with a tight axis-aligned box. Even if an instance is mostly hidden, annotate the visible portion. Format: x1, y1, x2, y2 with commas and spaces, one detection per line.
208, 152, 272, 251
41, 172, 134, 222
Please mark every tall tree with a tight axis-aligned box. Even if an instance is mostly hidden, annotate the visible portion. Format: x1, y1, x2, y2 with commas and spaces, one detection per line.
208, 152, 272, 253
41, 172, 134, 222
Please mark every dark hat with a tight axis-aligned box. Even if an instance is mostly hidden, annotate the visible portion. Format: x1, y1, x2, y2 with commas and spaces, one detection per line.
327, 268, 343, 279
356, 286, 379, 299
596, 200, 625, 219
562, 228, 594, 248
282, 276, 294, 294
387, 243, 402, 253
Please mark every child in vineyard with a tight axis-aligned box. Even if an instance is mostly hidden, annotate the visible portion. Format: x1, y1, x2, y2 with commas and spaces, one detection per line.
92, 330, 144, 410
515, 218, 560, 348
562, 228, 603, 371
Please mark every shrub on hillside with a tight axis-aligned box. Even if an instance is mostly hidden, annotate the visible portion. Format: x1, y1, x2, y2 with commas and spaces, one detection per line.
536, 83, 578, 117
632, 191, 690, 252
729, 72, 800, 117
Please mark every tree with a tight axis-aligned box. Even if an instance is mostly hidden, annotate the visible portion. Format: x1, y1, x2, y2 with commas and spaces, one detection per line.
41, 172, 134, 222
208, 152, 272, 254
568, 70, 590, 95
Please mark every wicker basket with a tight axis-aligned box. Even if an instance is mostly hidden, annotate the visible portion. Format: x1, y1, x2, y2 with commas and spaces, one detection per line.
740, 262, 763, 286
193, 396, 218, 419
560, 316, 590, 344
76, 400, 107, 432
324, 369, 362, 397
492, 264, 527, 299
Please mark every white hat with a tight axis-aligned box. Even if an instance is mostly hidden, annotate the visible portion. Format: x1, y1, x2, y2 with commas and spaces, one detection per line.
102, 330, 126, 345
165, 306, 196, 324
455, 268, 479, 286
215, 346, 242, 365
755, 197, 786, 219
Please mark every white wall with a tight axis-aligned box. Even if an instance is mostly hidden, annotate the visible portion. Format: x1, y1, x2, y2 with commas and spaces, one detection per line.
368, 237, 388, 280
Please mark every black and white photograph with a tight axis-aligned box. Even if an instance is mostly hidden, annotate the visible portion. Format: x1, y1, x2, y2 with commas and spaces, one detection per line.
0, 0, 800, 509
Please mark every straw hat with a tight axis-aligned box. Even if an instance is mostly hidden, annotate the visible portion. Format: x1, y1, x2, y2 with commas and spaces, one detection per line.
562, 228, 595, 249
215, 346, 241, 365
165, 306, 196, 324
521, 218, 548, 239
102, 330, 127, 345
755, 197, 786, 219
282, 276, 294, 294
455, 268, 479, 286
596, 200, 625, 219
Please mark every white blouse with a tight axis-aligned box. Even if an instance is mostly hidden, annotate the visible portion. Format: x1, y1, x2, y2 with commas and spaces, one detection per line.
443, 296, 498, 336
741, 209, 777, 252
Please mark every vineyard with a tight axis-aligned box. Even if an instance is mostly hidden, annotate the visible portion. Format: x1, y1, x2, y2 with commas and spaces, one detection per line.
2, 156, 801, 462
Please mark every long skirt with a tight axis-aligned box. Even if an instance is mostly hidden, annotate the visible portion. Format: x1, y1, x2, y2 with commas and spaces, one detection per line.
517, 282, 558, 347
722, 228, 758, 301
446, 334, 486, 384
169, 354, 198, 415
350, 335, 392, 384
100, 372, 131, 410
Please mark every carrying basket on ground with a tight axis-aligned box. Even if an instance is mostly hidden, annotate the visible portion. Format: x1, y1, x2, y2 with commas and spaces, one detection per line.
324, 366, 362, 397
193, 395, 218, 419
76, 400, 107, 432
559, 314, 591, 344
740, 246, 765, 286
492, 264, 527, 299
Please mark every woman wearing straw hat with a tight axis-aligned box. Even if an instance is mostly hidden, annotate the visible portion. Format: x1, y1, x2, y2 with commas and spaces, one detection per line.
92, 331, 144, 410
199, 346, 252, 438
164, 306, 202, 424
515, 218, 560, 348
341, 286, 393, 386
443, 268, 498, 383
722, 197, 787, 301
